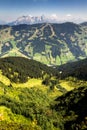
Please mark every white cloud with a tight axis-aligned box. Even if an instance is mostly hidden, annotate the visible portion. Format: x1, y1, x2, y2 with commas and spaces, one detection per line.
50, 14, 58, 20
66, 14, 72, 17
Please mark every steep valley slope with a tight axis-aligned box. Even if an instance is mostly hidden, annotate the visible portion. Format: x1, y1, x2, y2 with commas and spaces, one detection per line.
0, 22, 87, 65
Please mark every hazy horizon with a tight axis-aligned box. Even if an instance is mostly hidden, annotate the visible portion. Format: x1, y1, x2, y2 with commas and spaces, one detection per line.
0, 0, 87, 23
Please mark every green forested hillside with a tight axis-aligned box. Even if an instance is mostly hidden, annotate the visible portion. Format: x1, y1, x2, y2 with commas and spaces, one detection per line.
0, 22, 87, 65
0, 57, 87, 130
0, 57, 55, 83
53, 86, 87, 130
0, 57, 62, 130
56, 58, 87, 80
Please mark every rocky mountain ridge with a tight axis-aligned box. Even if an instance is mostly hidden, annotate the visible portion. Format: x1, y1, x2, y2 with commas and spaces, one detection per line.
9, 15, 46, 25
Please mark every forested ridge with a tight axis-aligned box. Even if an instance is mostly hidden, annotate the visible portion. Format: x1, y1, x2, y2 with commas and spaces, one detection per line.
0, 57, 87, 130
0, 57, 55, 83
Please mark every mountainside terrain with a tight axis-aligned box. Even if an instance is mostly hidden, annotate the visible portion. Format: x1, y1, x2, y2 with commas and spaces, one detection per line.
0, 57, 54, 82
0, 22, 87, 65
53, 86, 87, 130
56, 58, 87, 80
0, 57, 87, 130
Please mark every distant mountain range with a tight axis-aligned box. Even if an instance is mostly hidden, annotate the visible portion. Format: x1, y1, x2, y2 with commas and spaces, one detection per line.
0, 22, 87, 65
0, 14, 86, 26
0, 15, 86, 25
8, 15, 47, 25
8, 15, 62, 25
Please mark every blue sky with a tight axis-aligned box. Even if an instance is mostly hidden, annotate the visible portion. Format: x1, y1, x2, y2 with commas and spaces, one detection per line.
0, 0, 87, 22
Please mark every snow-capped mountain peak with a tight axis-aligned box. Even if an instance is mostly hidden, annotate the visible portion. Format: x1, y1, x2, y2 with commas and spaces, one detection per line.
9, 15, 47, 25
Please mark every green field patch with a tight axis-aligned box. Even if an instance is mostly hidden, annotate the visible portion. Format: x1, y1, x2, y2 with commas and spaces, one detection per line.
0, 70, 10, 86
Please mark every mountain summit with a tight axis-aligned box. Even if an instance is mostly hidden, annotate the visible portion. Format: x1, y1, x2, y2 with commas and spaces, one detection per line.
9, 15, 47, 25
8, 15, 62, 25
